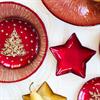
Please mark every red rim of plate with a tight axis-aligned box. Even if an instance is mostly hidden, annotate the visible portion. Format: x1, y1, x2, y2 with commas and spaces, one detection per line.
0, 2, 48, 83
78, 77, 100, 100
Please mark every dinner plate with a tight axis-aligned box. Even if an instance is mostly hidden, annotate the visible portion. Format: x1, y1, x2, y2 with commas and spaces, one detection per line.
78, 77, 100, 100
0, 2, 48, 83
0, 18, 39, 69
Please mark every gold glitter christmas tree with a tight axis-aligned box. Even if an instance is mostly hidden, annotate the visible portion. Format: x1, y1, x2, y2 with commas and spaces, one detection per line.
89, 88, 100, 100
1, 28, 26, 57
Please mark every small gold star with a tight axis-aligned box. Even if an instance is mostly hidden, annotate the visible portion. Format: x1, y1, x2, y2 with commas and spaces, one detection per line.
20, 26, 22, 28
31, 49, 34, 51
19, 21, 22, 23
25, 22, 27, 25
1, 24, 4, 26
24, 28, 27, 31
21, 31, 23, 34
8, 26, 10, 28
19, 64, 21, 67
20, 58, 23, 62
25, 36, 28, 39
1, 61, 4, 63
11, 60, 14, 62
5, 20, 8, 23
6, 33, 8, 36
31, 40, 33, 43
6, 57, 9, 59
28, 60, 31, 64
30, 34, 33, 36
26, 44, 28, 46
33, 29, 35, 32
37, 82, 67, 100
13, 24, 16, 26
1, 30, 4, 32
23, 82, 67, 100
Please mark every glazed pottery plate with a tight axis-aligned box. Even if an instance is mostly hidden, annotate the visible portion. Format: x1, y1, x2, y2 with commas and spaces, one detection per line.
0, 2, 48, 82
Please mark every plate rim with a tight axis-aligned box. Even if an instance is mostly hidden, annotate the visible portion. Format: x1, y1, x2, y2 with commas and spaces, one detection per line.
78, 77, 100, 100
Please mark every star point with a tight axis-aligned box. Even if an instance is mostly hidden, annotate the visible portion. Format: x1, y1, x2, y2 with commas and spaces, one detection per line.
23, 82, 67, 100
37, 82, 67, 100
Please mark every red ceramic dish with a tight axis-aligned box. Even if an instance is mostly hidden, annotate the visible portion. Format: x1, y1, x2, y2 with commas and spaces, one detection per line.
50, 33, 96, 78
0, 2, 48, 83
78, 77, 100, 100
0, 18, 39, 68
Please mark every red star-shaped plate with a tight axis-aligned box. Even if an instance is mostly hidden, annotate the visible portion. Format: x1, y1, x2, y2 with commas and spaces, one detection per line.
50, 33, 96, 78
78, 77, 100, 100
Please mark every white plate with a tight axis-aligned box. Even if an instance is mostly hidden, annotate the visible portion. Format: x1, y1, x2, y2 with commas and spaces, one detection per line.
0, 0, 100, 100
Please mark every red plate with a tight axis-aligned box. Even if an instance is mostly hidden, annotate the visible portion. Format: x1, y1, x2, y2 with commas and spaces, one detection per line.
0, 2, 48, 82
78, 77, 100, 100
0, 18, 39, 68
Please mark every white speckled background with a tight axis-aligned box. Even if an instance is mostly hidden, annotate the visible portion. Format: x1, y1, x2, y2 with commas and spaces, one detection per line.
0, 0, 100, 100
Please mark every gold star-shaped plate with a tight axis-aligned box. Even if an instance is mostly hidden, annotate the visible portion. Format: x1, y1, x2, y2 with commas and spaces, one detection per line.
23, 82, 67, 100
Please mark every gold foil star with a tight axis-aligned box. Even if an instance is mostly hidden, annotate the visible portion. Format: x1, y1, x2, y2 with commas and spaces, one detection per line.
23, 94, 30, 100
23, 82, 67, 100
23, 91, 44, 100
37, 82, 67, 100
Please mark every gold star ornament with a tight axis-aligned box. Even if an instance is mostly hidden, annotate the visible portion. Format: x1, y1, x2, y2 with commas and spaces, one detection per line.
23, 82, 67, 100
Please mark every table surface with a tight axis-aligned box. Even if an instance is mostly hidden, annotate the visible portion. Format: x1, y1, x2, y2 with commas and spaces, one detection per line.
0, 0, 100, 100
